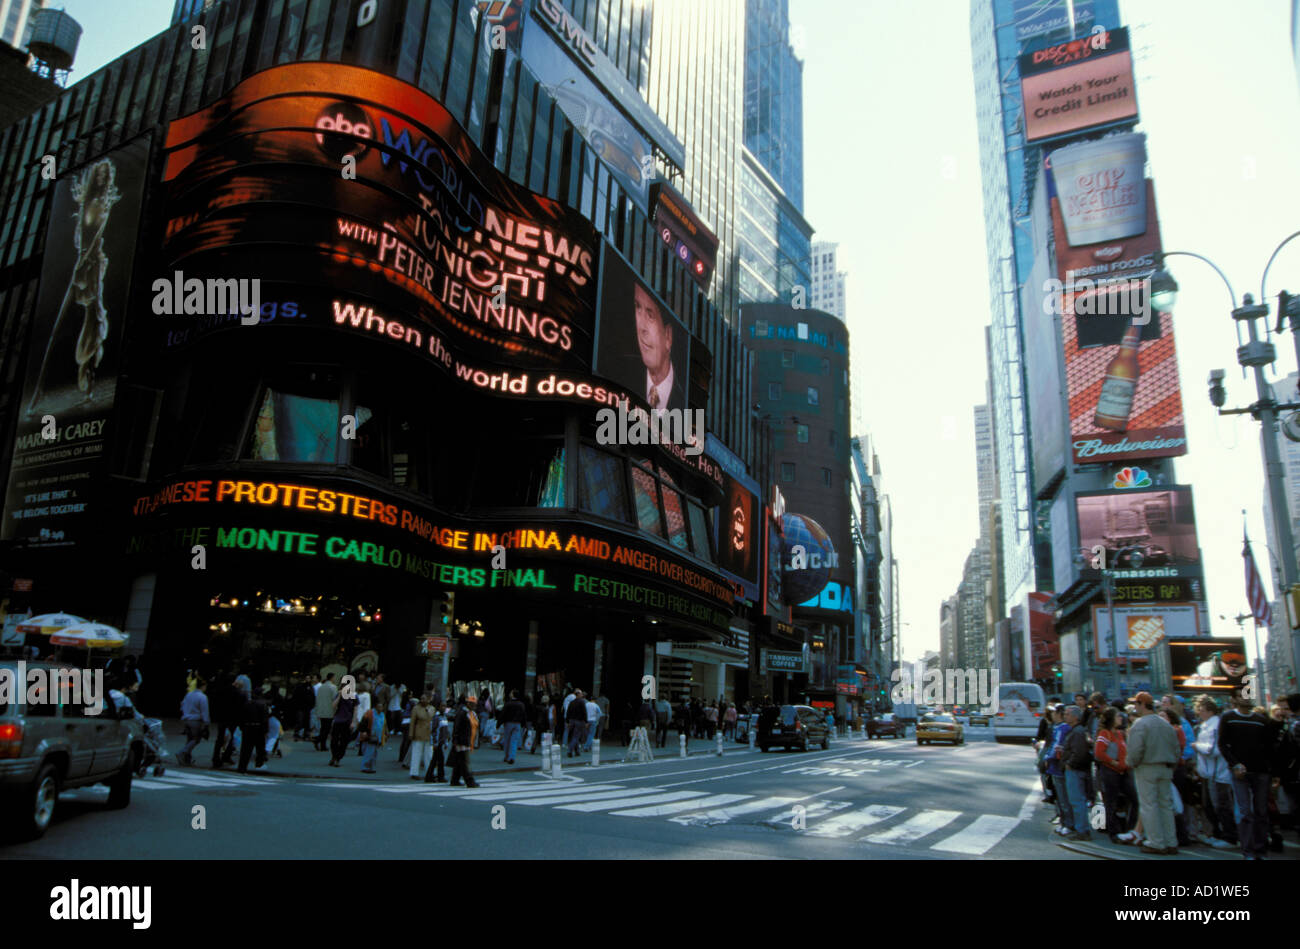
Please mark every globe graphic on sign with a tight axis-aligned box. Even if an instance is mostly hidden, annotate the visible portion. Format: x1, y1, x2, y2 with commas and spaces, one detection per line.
781, 513, 835, 605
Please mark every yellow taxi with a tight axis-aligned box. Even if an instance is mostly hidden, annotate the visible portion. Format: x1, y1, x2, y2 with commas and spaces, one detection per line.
916, 712, 964, 746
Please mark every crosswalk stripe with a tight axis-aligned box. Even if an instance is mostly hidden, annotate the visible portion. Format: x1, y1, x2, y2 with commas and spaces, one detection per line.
452, 783, 624, 801
862, 809, 960, 845
930, 814, 1021, 854
557, 791, 709, 812
805, 804, 906, 838
671, 796, 805, 826
763, 800, 853, 826
610, 794, 752, 817
507, 787, 638, 806
131, 780, 180, 790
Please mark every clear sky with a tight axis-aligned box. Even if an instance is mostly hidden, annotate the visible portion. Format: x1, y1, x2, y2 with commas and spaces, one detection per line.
789, 0, 1300, 663
55, 0, 1300, 667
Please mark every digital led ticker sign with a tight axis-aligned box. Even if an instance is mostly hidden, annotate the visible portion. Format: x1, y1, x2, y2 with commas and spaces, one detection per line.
162, 63, 599, 369
129, 475, 735, 609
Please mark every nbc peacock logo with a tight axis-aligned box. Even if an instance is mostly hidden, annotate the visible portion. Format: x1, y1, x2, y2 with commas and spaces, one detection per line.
1113, 466, 1152, 489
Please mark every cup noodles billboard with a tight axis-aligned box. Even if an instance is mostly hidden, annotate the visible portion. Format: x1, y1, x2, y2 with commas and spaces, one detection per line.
1052, 133, 1147, 247
1048, 137, 1187, 466
1019, 27, 1137, 144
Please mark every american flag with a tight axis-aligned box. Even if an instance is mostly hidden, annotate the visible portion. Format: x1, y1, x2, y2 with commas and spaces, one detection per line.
1243, 531, 1273, 627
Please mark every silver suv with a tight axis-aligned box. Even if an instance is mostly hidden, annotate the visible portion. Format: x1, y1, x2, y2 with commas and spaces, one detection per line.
0, 661, 144, 840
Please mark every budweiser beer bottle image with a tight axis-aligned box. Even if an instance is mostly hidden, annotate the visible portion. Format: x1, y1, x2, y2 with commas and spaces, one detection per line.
1094, 322, 1141, 431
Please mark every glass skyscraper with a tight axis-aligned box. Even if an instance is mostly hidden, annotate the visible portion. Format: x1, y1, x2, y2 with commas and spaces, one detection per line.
969, 0, 1120, 618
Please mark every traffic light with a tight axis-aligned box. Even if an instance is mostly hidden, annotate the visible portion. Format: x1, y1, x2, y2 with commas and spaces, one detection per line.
438, 591, 455, 628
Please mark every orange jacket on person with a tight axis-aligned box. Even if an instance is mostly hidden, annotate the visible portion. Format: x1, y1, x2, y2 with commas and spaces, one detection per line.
1094, 727, 1128, 773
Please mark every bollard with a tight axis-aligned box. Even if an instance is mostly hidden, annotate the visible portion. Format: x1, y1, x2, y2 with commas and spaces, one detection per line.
541, 733, 551, 773
592, 739, 600, 767
716, 729, 724, 756
552, 739, 562, 779
679, 733, 687, 758
749, 725, 757, 748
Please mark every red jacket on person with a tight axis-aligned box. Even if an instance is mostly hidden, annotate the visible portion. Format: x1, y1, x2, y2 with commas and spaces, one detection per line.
1094, 728, 1128, 773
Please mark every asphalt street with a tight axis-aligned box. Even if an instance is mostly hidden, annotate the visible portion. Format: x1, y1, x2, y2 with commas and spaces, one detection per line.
3, 725, 1091, 859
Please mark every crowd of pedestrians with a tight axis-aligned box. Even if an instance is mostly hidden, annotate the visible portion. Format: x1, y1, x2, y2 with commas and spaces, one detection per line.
1035, 688, 1300, 858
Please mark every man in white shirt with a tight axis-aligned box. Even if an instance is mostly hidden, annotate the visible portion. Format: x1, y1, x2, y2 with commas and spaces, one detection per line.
583, 696, 602, 751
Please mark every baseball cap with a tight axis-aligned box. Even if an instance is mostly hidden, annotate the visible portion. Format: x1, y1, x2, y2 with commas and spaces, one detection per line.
1131, 691, 1154, 708
1220, 652, 1246, 663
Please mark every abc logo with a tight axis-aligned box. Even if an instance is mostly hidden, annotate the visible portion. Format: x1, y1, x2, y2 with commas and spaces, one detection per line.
314, 102, 372, 162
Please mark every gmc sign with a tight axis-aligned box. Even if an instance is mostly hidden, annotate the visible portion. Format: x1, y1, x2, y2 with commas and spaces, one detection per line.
537, 0, 598, 69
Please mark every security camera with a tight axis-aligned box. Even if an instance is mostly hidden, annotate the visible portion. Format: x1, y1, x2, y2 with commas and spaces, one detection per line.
1207, 369, 1226, 408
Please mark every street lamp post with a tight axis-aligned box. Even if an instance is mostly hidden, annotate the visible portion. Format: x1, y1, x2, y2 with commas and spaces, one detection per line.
1151, 241, 1300, 680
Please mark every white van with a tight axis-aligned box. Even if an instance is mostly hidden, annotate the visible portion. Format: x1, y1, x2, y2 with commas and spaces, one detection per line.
993, 682, 1045, 743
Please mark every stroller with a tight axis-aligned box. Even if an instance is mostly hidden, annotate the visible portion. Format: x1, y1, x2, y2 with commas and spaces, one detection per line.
137, 715, 171, 777
111, 688, 171, 776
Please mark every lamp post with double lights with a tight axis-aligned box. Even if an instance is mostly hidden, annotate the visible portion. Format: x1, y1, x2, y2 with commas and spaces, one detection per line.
1149, 238, 1300, 683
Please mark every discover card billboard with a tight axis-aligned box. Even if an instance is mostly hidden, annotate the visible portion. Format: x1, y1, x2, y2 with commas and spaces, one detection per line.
1019, 27, 1137, 144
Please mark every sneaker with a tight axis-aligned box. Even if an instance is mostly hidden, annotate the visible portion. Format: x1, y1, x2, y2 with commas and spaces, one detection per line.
1055, 826, 1071, 836
1116, 831, 1139, 844
254, 764, 268, 771
1204, 837, 1232, 849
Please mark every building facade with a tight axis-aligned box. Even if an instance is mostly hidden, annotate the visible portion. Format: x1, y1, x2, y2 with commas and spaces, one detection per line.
0, 0, 780, 722
744, 302, 855, 711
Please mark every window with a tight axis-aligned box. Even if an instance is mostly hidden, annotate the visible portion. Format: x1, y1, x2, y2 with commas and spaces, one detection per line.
797, 322, 808, 340
578, 444, 630, 523
660, 484, 690, 551
246, 366, 342, 463
755, 320, 768, 337
807, 387, 819, 406
472, 437, 566, 508
822, 468, 832, 487
781, 462, 795, 483
769, 382, 782, 400
630, 463, 663, 536
782, 350, 794, 368
686, 501, 713, 562
796, 424, 809, 443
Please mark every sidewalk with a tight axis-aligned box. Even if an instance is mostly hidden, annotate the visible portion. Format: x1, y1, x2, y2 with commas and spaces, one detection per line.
1048, 820, 1300, 861
155, 718, 764, 782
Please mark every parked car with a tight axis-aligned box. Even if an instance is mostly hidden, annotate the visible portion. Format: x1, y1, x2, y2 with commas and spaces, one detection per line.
968, 710, 991, 726
916, 712, 965, 746
865, 713, 902, 739
758, 704, 831, 752
0, 662, 144, 840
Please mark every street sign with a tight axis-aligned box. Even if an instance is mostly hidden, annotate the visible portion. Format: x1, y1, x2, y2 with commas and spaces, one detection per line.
12, 578, 32, 592
420, 636, 449, 655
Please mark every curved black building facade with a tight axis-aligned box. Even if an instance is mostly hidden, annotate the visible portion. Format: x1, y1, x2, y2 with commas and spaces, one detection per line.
0, 0, 769, 716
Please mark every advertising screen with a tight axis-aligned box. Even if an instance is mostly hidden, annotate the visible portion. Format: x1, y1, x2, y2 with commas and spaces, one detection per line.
651, 181, 719, 290
1168, 638, 1249, 693
161, 63, 599, 370
1048, 138, 1187, 466
714, 470, 760, 601
1076, 487, 1200, 574
1013, 0, 1096, 43
1019, 28, 1137, 144
2, 136, 151, 548
522, 3, 653, 208
594, 249, 690, 413
1092, 602, 1200, 661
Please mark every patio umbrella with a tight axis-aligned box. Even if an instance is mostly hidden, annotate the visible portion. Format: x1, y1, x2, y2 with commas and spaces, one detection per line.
16, 612, 89, 635
49, 623, 128, 649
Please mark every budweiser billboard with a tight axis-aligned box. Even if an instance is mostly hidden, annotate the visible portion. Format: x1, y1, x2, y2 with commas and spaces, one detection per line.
1048, 138, 1187, 466
1019, 27, 1138, 144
